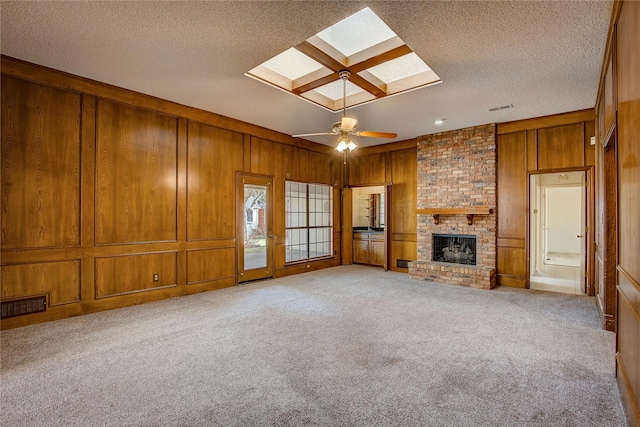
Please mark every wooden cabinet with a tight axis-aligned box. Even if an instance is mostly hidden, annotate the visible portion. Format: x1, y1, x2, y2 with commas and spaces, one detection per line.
353, 232, 385, 267
353, 239, 370, 264
370, 240, 385, 266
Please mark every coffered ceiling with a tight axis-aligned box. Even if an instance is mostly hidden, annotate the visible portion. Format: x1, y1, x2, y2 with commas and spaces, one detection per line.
0, 1, 612, 148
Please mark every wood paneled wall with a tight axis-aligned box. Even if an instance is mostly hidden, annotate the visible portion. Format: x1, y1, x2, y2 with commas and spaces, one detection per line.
596, 1, 640, 424
0, 56, 341, 329
1, 77, 82, 249
496, 110, 596, 289
347, 144, 417, 272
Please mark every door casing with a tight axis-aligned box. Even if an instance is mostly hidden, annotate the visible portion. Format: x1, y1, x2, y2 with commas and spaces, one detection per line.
236, 173, 274, 283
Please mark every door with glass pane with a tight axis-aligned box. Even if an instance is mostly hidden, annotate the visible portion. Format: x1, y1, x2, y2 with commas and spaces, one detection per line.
237, 174, 273, 283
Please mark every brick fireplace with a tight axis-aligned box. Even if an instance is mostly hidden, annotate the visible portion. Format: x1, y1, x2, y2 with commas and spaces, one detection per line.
408, 124, 497, 289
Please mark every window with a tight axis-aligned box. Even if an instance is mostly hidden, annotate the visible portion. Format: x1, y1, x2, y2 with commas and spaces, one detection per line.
285, 181, 333, 263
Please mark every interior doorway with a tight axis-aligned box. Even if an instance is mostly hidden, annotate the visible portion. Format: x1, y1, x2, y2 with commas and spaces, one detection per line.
529, 171, 586, 295
237, 174, 273, 283
341, 185, 390, 270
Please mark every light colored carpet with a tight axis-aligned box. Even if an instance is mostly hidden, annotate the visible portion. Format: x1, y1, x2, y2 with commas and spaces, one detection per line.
0, 265, 628, 426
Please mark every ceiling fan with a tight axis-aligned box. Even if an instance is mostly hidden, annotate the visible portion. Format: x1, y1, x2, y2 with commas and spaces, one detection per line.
292, 70, 398, 153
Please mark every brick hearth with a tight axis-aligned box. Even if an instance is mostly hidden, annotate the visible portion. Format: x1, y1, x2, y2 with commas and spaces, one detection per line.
408, 124, 497, 289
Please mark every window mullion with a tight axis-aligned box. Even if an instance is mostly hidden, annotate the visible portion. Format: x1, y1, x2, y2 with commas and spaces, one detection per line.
306, 184, 310, 259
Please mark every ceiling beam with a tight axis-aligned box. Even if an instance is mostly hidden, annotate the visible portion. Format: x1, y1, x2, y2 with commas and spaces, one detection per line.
348, 45, 413, 74
292, 41, 410, 98
293, 71, 340, 95
294, 40, 344, 72
349, 74, 386, 98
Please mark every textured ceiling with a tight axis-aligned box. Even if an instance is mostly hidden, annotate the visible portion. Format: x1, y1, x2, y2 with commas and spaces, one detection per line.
0, 1, 612, 148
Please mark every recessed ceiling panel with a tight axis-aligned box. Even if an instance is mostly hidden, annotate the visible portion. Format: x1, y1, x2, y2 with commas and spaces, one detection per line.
245, 6, 441, 112
367, 53, 432, 83
315, 8, 397, 58
312, 80, 364, 101
261, 47, 327, 80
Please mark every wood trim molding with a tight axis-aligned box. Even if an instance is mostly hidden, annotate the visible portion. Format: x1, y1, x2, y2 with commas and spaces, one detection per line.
350, 138, 418, 156
595, 0, 624, 109
497, 109, 595, 135
616, 352, 640, 426
416, 207, 492, 225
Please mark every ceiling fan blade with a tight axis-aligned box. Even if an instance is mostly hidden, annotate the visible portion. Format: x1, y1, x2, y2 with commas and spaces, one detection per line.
341, 117, 357, 131
292, 132, 333, 138
357, 131, 398, 138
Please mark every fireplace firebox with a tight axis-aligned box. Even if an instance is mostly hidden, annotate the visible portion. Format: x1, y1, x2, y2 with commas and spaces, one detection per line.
433, 234, 476, 265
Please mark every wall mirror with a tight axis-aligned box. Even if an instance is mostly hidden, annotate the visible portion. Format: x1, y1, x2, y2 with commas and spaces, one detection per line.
351, 186, 385, 231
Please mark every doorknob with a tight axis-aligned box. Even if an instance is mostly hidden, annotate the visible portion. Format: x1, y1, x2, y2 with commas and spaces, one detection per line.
577, 235, 584, 238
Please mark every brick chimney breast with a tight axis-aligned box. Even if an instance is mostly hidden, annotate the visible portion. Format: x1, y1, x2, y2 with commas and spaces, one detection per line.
409, 124, 497, 289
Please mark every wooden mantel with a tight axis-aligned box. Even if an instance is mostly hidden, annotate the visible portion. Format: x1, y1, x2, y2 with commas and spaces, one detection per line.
416, 207, 493, 225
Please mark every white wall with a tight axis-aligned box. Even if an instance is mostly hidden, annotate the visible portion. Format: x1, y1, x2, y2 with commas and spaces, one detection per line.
545, 186, 581, 254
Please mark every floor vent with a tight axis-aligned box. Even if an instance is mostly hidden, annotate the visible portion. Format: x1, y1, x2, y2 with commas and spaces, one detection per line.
1, 296, 47, 319
396, 259, 412, 268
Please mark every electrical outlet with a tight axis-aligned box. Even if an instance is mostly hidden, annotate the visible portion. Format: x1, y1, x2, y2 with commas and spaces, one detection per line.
153, 273, 159, 282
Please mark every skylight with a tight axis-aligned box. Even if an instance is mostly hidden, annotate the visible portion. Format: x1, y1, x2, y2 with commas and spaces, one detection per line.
246, 7, 441, 112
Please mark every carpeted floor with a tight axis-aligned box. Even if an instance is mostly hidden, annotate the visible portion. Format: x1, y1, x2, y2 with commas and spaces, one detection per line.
0, 265, 628, 426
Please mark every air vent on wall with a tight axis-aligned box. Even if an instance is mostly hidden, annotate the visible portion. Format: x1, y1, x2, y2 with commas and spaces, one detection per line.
1, 296, 47, 319
397, 259, 412, 268
488, 104, 513, 112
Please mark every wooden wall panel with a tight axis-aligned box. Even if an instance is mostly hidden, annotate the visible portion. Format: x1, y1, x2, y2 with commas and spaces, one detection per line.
296, 148, 334, 184
186, 248, 236, 285
604, 54, 615, 137
618, 272, 640, 427
585, 120, 596, 167
617, 5, 640, 285
250, 138, 292, 235
96, 99, 178, 244
616, 2, 640, 423
537, 123, 584, 170
1, 260, 81, 305
95, 252, 177, 298
348, 153, 386, 186
526, 129, 537, 171
1, 76, 81, 249
391, 240, 416, 271
497, 132, 527, 237
497, 113, 594, 289
496, 131, 527, 286
601, 139, 618, 331
391, 148, 417, 236
348, 155, 366, 186
187, 121, 243, 241
595, 95, 614, 330
0, 58, 348, 329
390, 148, 417, 271
497, 247, 527, 280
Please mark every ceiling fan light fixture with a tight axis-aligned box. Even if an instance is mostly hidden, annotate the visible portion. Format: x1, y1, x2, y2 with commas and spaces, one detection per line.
347, 141, 357, 151
336, 138, 349, 152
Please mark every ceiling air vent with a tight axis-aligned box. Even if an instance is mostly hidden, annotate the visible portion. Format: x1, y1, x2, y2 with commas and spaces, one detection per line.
489, 104, 513, 112
1, 296, 47, 319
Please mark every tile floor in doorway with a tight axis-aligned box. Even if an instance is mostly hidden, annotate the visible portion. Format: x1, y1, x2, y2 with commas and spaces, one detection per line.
544, 251, 581, 267
529, 252, 584, 295
530, 257, 583, 295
